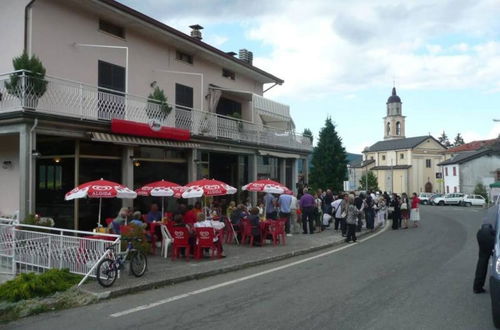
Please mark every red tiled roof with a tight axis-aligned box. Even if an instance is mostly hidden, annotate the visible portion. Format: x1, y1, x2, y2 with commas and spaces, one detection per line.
445, 139, 497, 153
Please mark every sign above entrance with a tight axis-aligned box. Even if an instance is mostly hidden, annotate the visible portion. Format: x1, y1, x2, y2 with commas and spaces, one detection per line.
111, 119, 190, 141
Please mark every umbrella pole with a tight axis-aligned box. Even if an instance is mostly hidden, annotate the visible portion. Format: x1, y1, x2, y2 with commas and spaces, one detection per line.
98, 197, 102, 227
162, 197, 165, 221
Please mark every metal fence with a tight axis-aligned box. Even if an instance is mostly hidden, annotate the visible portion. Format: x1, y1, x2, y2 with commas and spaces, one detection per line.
0, 71, 312, 151
0, 218, 119, 285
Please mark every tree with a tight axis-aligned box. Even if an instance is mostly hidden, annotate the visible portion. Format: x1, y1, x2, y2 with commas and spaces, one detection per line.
453, 133, 465, 147
473, 183, 488, 203
438, 131, 452, 148
303, 128, 313, 143
359, 171, 379, 191
309, 117, 347, 192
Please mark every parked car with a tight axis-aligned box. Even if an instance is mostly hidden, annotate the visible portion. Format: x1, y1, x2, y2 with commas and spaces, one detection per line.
430, 193, 444, 205
432, 193, 465, 206
488, 204, 500, 328
418, 193, 434, 205
461, 194, 486, 207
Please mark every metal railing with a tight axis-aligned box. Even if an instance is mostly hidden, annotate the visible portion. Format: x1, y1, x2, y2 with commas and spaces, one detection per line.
0, 217, 119, 285
0, 71, 312, 151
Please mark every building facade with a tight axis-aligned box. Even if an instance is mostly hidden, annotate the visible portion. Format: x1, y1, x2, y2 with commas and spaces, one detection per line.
0, 0, 311, 230
349, 87, 446, 194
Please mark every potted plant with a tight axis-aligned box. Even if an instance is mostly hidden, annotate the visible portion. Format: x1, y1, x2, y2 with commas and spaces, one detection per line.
229, 112, 244, 131
302, 128, 313, 144
5, 53, 47, 110
199, 113, 211, 134
146, 86, 172, 122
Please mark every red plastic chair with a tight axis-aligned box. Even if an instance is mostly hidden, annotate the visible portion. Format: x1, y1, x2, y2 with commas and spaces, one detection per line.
268, 221, 286, 246
194, 227, 220, 259
241, 220, 256, 246
171, 227, 191, 261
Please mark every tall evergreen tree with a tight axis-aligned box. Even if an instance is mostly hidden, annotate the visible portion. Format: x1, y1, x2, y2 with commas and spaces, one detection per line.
438, 131, 452, 148
309, 117, 347, 191
453, 133, 465, 147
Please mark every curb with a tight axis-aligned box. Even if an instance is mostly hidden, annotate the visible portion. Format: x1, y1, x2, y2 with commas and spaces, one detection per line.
81, 225, 385, 300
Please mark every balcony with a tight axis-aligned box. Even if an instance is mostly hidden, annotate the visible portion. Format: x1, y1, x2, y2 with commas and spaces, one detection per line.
0, 71, 312, 151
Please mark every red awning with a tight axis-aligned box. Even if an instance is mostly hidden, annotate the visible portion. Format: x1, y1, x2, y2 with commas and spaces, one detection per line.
111, 119, 190, 141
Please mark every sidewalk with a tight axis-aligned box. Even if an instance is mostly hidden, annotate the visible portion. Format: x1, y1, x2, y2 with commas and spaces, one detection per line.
81, 227, 376, 299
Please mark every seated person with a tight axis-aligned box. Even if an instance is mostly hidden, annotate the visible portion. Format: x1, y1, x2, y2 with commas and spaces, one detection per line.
248, 207, 262, 246
129, 211, 146, 228
194, 213, 225, 257
172, 214, 195, 255
226, 201, 236, 219
230, 204, 248, 226
146, 203, 162, 223
109, 207, 128, 234
183, 205, 197, 226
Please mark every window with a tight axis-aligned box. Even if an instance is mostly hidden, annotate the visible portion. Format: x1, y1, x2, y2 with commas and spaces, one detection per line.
382, 155, 386, 161
454, 186, 457, 193
453, 166, 457, 176
396, 121, 401, 135
445, 167, 448, 176
426, 159, 431, 168
446, 185, 449, 193
99, 19, 125, 39
386, 122, 390, 135
38, 165, 62, 190
496, 170, 500, 181
400, 153, 404, 159
176, 51, 193, 64
370, 156, 374, 160
222, 68, 235, 80
175, 83, 194, 109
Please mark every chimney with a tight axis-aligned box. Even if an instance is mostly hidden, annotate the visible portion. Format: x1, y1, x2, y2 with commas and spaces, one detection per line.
189, 24, 203, 40
238, 49, 253, 65
226, 51, 237, 57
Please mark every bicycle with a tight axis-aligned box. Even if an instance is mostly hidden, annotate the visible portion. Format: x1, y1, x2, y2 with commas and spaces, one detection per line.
96, 237, 148, 287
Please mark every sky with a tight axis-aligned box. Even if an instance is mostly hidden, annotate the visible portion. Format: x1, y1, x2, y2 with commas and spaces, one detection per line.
119, 0, 500, 153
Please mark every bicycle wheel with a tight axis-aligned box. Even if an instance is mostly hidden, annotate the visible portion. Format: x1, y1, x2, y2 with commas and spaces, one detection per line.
130, 251, 147, 277
96, 258, 117, 287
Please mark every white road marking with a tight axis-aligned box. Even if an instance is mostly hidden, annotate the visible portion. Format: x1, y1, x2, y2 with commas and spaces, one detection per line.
110, 223, 390, 318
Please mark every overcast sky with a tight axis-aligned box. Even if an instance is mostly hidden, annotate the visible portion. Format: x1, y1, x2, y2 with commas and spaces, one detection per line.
119, 0, 500, 153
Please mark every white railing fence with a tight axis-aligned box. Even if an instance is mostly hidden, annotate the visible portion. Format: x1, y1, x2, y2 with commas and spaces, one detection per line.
0, 218, 119, 285
0, 71, 312, 151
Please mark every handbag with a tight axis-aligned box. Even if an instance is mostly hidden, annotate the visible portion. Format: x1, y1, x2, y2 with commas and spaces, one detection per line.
401, 202, 408, 210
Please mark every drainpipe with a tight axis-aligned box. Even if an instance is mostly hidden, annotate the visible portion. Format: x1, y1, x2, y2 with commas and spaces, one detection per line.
24, 0, 37, 54
28, 118, 38, 214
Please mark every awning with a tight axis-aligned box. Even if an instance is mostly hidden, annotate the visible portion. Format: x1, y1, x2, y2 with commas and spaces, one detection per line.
259, 150, 301, 159
90, 132, 200, 149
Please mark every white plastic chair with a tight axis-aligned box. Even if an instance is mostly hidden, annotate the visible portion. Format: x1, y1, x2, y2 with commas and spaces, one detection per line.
160, 225, 173, 259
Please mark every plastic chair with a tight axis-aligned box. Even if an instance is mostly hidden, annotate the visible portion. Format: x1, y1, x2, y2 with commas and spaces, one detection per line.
223, 217, 240, 244
171, 227, 191, 261
160, 225, 172, 259
268, 220, 286, 246
194, 227, 220, 259
240, 220, 256, 246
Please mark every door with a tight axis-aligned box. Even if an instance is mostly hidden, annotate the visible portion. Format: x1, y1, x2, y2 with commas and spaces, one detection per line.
98, 60, 125, 120
175, 83, 194, 130
425, 182, 433, 193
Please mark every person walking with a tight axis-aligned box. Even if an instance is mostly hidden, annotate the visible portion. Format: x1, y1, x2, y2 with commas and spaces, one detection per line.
354, 193, 365, 232
410, 192, 421, 227
364, 194, 375, 231
314, 193, 323, 232
332, 194, 347, 236
391, 193, 401, 230
473, 204, 499, 293
375, 196, 386, 228
299, 188, 315, 234
345, 195, 361, 243
278, 192, 293, 235
401, 193, 410, 229
290, 192, 300, 234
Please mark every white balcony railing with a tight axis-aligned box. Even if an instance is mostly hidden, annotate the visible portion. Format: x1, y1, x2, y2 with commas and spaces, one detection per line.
0, 71, 312, 151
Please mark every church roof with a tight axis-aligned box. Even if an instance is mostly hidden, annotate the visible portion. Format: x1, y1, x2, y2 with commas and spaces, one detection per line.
365, 135, 440, 152
387, 87, 401, 104
371, 165, 412, 170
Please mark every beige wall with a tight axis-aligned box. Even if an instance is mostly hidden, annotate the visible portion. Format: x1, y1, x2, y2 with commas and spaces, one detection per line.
0, 135, 20, 216
0, 0, 30, 73
29, 0, 263, 117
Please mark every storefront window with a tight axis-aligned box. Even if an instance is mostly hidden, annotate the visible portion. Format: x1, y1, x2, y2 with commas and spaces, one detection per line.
257, 155, 280, 181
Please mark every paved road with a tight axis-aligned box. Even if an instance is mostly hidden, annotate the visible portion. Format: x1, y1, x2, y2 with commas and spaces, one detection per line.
7, 205, 495, 330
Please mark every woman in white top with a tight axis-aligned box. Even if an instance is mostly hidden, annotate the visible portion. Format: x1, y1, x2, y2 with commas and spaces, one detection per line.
375, 197, 386, 228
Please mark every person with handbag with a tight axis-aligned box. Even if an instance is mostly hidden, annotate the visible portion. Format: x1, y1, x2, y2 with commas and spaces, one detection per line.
345, 195, 361, 243
391, 193, 401, 230
400, 193, 410, 229
364, 194, 376, 231
410, 192, 421, 227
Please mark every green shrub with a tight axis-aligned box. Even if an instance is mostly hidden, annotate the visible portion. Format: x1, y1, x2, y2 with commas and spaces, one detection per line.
0, 269, 81, 302
474, 183, 489, 203
120, 224, 151, 255
5, 53, 48, 100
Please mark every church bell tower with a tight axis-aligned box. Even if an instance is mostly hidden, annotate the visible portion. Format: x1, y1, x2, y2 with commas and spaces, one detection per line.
383, 87, 405, 140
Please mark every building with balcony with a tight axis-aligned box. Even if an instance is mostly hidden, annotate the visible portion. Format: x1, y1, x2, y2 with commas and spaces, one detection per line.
0, 0, 311, 230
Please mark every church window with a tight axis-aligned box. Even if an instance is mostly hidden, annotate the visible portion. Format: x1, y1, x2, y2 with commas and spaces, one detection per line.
400, 153, 404, 159
425, 159, 431, 168
386, 122, 390, 135
396, 122, 401, 135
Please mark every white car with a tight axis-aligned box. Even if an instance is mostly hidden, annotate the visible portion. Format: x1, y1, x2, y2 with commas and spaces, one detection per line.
461, 194, 486, 207
418, 193, 433, 205
433, 193, 465, 206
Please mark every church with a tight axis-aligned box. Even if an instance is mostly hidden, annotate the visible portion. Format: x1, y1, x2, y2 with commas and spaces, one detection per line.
348, 87, 447, 194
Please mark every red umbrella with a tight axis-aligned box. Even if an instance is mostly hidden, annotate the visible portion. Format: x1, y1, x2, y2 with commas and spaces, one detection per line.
65, 178, 137, 227
182, 179, 237, 198
135, 180, 183, 217
242, 179, 291, 195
